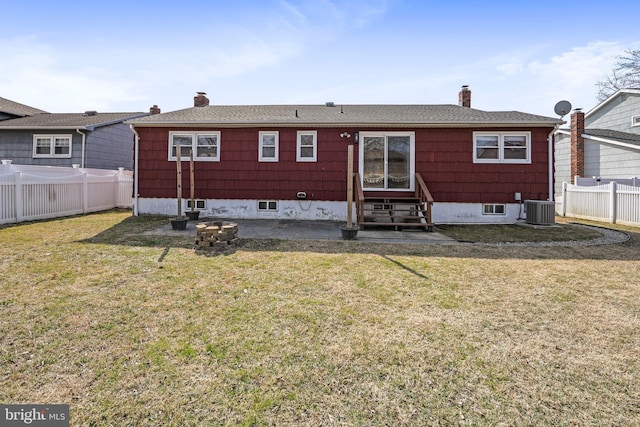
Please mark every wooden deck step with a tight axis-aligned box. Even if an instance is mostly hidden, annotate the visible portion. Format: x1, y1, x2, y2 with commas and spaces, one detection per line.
360, 196, 433, 231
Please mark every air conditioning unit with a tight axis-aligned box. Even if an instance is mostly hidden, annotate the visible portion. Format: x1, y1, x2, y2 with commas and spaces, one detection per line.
525, 200, 556, 225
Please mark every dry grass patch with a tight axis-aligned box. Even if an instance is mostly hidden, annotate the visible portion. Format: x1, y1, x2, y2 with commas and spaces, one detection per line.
435, 221, 604, 243
1, 211, 639, 425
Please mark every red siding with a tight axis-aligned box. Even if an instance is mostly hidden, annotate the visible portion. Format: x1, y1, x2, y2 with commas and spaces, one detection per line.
136, 126, 553, 203
416, 127, 552, 203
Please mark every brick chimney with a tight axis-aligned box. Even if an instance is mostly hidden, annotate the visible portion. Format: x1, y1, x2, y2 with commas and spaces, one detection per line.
194, 92, 209, 107
458, 85, 471, 108
149, 105, 161, 115
570, 109, 585, 180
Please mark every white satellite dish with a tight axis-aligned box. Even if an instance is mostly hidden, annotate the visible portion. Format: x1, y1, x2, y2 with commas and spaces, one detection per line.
554, 100, 572, 117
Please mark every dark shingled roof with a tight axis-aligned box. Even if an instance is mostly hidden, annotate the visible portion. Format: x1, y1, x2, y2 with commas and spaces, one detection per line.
127, 104, 563, 127
0, 97, 47, 117
0, 112, 148, 130
585, 128, 640, 146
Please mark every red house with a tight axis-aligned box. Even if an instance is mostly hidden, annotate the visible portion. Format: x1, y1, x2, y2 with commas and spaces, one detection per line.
128, 87, 562, 227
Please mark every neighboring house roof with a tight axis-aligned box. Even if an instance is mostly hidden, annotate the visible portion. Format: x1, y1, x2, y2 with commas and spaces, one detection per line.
586, 88, 640, 117
583, 128, 640, 151
0, 112, 148, 130
127, 104, 562, 127
555, 127, 640, 151
0, 96, 48, 117
585, 129, 640, 145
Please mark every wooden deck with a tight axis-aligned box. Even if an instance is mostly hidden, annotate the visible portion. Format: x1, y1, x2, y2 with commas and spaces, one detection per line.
355, 173, 434, 231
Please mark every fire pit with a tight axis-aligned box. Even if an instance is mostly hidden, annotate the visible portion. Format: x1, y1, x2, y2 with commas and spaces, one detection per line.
195, 221, 239, 249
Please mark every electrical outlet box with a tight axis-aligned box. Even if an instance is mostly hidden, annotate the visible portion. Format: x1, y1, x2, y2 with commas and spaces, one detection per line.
514, 192, 522, 201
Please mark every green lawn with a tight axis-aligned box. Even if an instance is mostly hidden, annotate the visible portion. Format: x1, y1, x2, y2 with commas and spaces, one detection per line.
1, 211, 639, 426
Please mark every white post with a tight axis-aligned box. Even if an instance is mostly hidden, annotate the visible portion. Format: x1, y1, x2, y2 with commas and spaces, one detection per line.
561, 181, 568, 217
15, 171, 23, 222
82, 170, 89, 213
610, 181, 617, 224
116, 167, 124, 207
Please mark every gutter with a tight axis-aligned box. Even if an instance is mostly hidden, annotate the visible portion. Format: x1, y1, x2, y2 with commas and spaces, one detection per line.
75, 129, 86, 168
130, 124, 140, 216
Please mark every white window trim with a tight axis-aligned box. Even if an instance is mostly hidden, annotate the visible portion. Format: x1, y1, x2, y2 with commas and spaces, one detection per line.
473, 131, 531, 164
358, 131, 415, 192
296, 130, 317, 162
32, 134, 72, 158
483, 203, 506, 215
257, 200, 278, 211
259, 131, 279, 162
632, 115, 640, 127
168, 131, 220, 162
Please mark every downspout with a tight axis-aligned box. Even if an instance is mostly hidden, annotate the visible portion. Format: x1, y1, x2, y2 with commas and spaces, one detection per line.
547, 124, 560, 201
75, 129, 86, 168
130, 124, 140, 216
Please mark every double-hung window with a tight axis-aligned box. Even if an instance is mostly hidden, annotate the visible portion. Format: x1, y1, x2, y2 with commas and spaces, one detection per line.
33, 135, 72, 158
259, 131, 279, 162
297, 131, 317, 162
473, 132, 531, 163
168, 131, 220, 161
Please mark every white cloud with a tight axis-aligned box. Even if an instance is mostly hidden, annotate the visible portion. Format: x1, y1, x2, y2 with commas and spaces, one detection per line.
0, 1, 395, 112
449, 41, 639, 116
0, 37, 143, 111
528, 41, 622, 88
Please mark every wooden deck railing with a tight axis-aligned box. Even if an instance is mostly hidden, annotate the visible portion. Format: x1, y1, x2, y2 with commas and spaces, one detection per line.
414, 173, 434, 226
354, 172, 365, 227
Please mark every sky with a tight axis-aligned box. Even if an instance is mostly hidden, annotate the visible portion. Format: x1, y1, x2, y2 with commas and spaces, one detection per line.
1, 0, 639, 118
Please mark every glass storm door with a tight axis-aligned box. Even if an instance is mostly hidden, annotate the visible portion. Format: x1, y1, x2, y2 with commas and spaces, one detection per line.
361, 133, 413, 190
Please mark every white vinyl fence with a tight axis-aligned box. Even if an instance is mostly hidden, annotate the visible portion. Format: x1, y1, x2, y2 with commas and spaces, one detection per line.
559, 180, 640, 227
0, 161, 133, 225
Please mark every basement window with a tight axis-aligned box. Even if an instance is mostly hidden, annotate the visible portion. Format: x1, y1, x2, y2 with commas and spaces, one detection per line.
258, 200, 278, 211
483, 204, 506, 215
633, 115, 640, 127
187, 199, 206, 210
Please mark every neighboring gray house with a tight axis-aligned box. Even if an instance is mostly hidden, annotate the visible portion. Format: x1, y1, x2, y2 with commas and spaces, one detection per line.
554, 88, 640, 198
0, 96, 47, 121
0, 110, 152, 170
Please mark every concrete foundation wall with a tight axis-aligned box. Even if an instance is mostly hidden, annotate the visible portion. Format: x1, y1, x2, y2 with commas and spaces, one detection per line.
138, 198, 526, 224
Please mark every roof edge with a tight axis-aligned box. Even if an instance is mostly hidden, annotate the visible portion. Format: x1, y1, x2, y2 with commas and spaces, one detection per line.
583, 133, 640, 151
586, 88, 640, 117
127, 121, 562, 128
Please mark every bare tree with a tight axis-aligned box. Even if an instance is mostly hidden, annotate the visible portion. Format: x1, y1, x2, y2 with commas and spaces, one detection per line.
596, 49, 640, 101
